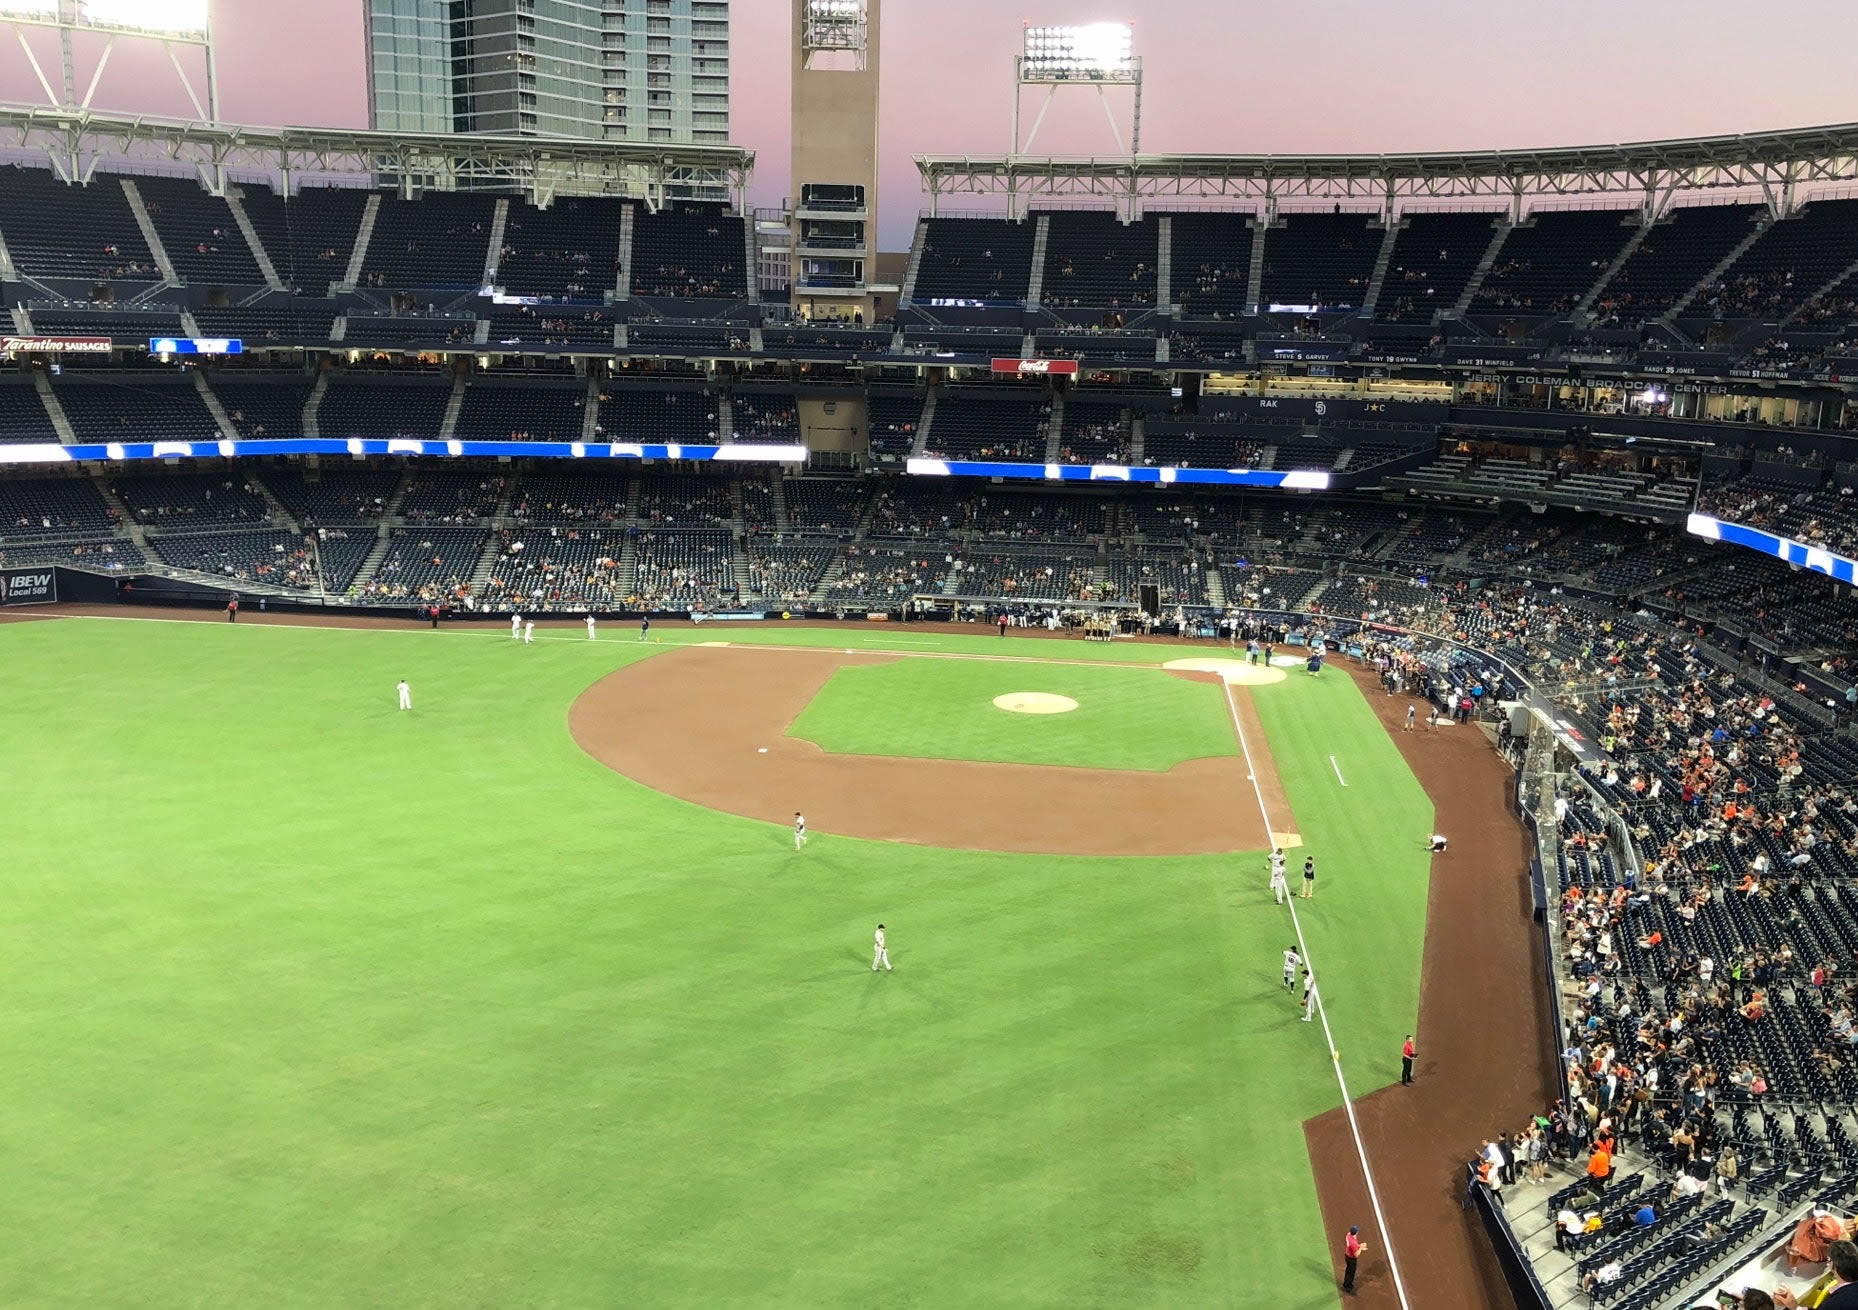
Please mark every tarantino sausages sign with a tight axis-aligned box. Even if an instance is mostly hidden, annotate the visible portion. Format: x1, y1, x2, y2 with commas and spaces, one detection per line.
0, 568, 57, 605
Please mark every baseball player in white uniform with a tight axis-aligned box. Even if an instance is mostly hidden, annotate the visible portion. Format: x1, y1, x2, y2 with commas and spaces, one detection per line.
1282, 946, 1302, 990
872, 923, 892, 972
1301, 971, 1318, 1022
793, 812, 807, 851
396, 678, 412, 711
586, 613, 597, 640
511, 613, 522, 640
1269, 848, 1288, 903
523, 620, 535, 644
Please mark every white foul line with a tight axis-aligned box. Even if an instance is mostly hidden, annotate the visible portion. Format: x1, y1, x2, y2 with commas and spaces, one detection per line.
1219, 677, 1413, 1310
1330, 755, 1348, 787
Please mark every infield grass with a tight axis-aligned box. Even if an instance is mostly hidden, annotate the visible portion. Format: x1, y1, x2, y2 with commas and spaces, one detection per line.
786, 657, 1238, 771
0, 616, 1432, 1309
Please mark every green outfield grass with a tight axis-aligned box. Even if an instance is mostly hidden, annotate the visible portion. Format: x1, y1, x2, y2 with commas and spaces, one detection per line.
786, 657, 1238, 771
0, 617, 1431, 1309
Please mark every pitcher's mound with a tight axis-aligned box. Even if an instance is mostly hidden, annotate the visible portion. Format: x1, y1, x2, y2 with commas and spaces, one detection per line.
993, 691, 1079, 715
1163, 657, 1286, 686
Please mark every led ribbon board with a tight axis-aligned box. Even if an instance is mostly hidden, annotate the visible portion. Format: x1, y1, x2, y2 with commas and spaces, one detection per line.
1687, 512, 1858, 587
0, 439, 810, 465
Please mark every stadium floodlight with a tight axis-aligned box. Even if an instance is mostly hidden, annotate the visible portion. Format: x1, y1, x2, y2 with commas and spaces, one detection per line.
0, 0, 217, 123
1011, 20, 1142, 159
1021, 23, 1134, 79
80, 0, 208, 36
801, 0, 867, 67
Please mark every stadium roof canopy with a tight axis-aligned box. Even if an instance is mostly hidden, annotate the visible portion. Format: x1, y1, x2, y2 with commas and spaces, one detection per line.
917, 122, 1858, 217
0, 103, 754, 206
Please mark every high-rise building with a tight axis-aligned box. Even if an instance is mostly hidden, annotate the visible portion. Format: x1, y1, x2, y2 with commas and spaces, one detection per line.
365, 0, 730, 146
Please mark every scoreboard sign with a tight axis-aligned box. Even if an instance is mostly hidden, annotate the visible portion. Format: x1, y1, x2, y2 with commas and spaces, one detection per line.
0, 567, 57, 605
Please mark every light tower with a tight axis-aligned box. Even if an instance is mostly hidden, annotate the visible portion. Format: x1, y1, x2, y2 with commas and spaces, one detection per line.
1011, 22, 1141, 156
790, 0, 883, 324
0, 0, 218, 122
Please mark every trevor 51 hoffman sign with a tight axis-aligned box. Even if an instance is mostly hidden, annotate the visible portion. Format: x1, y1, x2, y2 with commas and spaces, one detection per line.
0, 568, 57, 605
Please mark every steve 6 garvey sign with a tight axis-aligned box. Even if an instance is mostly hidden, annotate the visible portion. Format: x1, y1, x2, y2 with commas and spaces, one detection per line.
989, 358, 1079, 376
0, 568, 57, 605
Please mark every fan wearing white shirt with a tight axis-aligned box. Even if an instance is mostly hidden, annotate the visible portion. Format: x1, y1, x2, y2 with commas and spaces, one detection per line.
872, 923, 892, 972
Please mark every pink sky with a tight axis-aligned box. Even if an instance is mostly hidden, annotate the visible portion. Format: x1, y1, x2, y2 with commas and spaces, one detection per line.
2, 1, 1855, 249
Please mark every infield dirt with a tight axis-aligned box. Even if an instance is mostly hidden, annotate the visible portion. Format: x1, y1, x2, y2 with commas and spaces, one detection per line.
568, 642, 1284, 857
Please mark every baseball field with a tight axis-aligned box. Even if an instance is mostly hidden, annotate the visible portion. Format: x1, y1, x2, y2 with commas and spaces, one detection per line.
0, 610, 1511, 1309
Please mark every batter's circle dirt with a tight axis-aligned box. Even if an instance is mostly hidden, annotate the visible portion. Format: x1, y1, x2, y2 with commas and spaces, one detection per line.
568, 643, 1282, 857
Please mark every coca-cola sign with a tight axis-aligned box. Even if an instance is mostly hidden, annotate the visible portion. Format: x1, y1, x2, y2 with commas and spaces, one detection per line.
990, 357, 1080, 375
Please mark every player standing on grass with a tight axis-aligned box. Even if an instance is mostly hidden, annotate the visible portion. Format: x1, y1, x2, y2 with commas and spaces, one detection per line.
511, 612, 522, 640
872, 923, 892, 971
586, 613, 597, 640
1282, 945, 1302, 990
793, 811, 807, 851
396, 678, 411, 711
640, 614, 651, 642
1301, 855, 1317, 900
524, 620, 535, 644
1301, 970, 1318, 1021
1269, 854, 1289, 905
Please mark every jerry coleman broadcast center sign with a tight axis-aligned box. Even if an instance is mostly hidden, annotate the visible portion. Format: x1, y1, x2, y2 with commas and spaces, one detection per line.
0, 568, 57, 605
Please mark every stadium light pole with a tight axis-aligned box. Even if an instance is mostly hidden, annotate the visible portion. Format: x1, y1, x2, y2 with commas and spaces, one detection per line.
1009, 22, 1140, 220
0, 0, 218, 123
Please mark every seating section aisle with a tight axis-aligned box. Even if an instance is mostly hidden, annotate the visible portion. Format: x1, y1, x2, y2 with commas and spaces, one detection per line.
1474, 210, 1637, 314
922, 392, 1048, 462
1375, 211, 1504, 321
912, 218, 1035, 302
134, 175, 264, 285
1038, 212, 1158, 309
0, 167, 156, 282
630, 204, 748, 298
1260, 211, 1379, 310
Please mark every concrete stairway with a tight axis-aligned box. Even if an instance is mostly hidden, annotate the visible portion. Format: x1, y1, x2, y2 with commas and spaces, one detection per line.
33, 370, 77, 444
93, 479, 151, 554
481, 198, 510, 287
224, 187, 286, 291
1129, 414, 1146, 465
911, 386, 940, 458
614, 203, 636, 299
898, 217, 928, 309
337, 193, 382, 292
716, 390, 735, 442
246, 469, 302, 534
302, 372, 330, 438
1024, 214, 1051, 310
807, 552, 847, 606
743, 216, 760, 305
1204, 564, 1227, 609
1360, 218, 1403, 316
437, 373, 467, 442
770, 470, 791, 534
1154, 216, 1173, 310
1575, 214, 1653, 317
581, 376, 602, 442
1663, 216, 1769, 321
1244, 218, 1269, 311
1452, 217, 1513, 317
1042, 390, 1065, 464
118, 179, 179, 285
1781, 251, 1858, 329
192, 370, 240, 441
